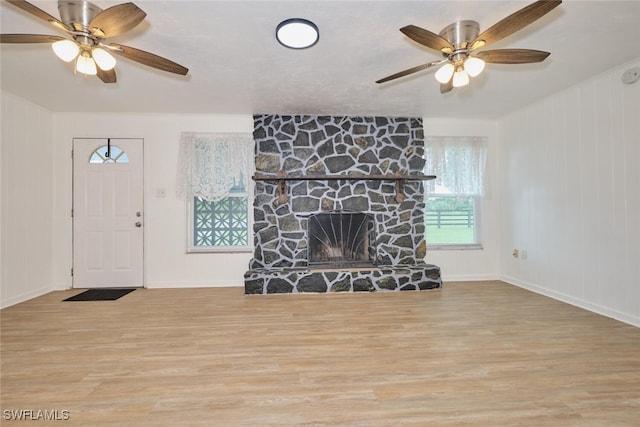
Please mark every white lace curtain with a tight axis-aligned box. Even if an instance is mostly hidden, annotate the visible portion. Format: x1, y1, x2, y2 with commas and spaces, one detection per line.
176, 132, 254, 201
423, 136, 487, 196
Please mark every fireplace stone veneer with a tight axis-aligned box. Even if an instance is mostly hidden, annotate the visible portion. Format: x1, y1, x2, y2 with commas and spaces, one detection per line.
244, 114, 442, 294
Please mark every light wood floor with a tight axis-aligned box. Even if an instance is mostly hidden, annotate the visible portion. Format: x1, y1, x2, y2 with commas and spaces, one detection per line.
2, 281, 639, 426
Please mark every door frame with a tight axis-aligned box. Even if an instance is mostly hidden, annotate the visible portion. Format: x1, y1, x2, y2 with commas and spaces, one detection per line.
72, 137, 145, 288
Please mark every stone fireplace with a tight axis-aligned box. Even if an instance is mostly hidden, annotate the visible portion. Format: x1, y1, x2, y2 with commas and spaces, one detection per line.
244, 115, 442, 294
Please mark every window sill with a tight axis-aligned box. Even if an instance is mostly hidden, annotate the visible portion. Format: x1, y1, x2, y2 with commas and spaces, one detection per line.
187, 246, 253, 254
428, 244, 483, 251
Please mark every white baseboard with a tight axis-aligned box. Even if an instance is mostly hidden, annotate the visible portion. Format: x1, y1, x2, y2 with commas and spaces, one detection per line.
441, 273, 500, 282
145, 280, 244, 289
1, 285, 54, 309
501, 275, 640, 328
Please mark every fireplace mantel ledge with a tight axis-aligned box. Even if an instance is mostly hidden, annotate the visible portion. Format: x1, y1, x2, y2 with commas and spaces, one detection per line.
251, 172, 436, 181
252, 172, 435, 204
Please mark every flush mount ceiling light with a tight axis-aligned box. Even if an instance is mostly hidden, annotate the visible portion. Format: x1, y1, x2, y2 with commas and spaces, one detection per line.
276, 18, 319, 49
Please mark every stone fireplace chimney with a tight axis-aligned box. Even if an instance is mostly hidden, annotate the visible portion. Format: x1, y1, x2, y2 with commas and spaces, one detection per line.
245, 115, 442, 294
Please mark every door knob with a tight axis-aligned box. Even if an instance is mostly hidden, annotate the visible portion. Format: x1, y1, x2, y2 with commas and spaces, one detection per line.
135, 222, 142, 228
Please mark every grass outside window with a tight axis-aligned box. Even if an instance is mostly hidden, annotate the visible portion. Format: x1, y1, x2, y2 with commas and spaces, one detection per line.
425, 196, 478, 247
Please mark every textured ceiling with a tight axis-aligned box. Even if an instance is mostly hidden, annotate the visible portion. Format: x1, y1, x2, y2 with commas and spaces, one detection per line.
2, 0, 640, 119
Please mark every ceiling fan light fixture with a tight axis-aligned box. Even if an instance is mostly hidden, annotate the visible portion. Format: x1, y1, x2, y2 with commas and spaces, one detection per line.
434, 63, 455, 84
52, 39, 79, 62
276, 18, 319, 49
464, 57, 485, 77
92, 47, 116, 71
374, 0, 562, 93
452, 67, 469, 88
76, 51, 97, 75
1, 0, 190, 84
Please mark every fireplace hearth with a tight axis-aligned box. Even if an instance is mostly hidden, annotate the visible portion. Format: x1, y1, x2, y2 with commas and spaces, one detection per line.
244, 114, 442, 294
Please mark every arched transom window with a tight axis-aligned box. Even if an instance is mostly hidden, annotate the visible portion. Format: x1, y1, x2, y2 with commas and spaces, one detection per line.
89, 145, 129, 164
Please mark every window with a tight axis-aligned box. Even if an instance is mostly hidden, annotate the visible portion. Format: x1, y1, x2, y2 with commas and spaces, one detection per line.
177, 132, 254, 252
193, 196, 248, 246
89, 145, 129, 163
191, 174, 249, 250
424, 136, 487, 248
426, 196, 478, 245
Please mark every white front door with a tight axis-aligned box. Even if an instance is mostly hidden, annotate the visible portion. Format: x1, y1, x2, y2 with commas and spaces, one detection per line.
73, 138, 144, 288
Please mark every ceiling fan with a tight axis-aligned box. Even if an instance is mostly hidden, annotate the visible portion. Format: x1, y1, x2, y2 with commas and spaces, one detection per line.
0, 0, 188, 83
376, 0, 562, 93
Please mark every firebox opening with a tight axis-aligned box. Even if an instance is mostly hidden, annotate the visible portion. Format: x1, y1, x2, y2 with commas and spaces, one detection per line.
307, 211, 376, 269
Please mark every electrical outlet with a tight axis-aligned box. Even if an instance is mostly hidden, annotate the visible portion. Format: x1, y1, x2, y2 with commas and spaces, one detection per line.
512, 249, 519, 258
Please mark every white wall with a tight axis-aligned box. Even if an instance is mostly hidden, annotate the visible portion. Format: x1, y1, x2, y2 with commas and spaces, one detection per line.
52, 113, 254, 290
1, 92, 55, 307
498, 59, 640, 327
422, 118, 501, 282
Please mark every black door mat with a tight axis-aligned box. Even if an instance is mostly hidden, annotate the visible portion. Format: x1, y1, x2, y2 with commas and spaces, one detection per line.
64, 288, 136, 301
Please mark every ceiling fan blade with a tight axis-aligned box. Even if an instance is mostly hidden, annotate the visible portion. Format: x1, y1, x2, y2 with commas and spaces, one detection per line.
97, 67, 117, 84
400, 25, 454, 52
0, 34, 64, 43
477, 49, 550, 64
4, 0, 69, 32
109, 43, 188, 75
89, 3, 146, 38
440, 79, 453, 94
376, 61, 442, 84
471, 0, 562, 48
